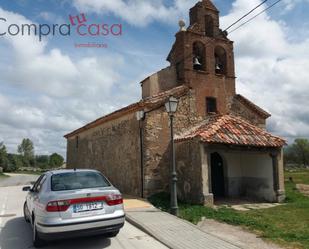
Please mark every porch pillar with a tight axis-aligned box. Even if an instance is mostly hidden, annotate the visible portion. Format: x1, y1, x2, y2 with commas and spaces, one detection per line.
200, 143, 214, 206
270, 150, 285, 202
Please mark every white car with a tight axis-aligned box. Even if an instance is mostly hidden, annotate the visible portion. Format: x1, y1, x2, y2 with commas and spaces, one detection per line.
23, 169, 125, 247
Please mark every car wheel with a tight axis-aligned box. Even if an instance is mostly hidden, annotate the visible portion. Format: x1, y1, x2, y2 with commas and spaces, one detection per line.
105, 230, 119, 238
23, 202, 30, 223
33, 220, 45, 248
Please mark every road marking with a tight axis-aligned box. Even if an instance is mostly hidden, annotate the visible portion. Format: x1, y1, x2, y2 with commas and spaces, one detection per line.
0, 194, 8, 226
0, 193, 8, 249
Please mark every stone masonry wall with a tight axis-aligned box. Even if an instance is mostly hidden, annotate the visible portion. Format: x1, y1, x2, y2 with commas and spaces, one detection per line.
176, 139, 204, 204
230, 98, 266, 128
143, 90, 202, 197
66, 113, 141, 196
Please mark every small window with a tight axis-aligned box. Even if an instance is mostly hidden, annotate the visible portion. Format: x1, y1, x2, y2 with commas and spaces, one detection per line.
32, 174, 46, 193
206, 97, 217, 113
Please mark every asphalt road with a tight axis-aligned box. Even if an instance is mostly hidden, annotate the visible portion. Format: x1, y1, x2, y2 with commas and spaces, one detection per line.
0, 177, 167, 249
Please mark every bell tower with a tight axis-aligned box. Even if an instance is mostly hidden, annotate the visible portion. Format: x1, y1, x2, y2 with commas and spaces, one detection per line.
167, 0, 236, 117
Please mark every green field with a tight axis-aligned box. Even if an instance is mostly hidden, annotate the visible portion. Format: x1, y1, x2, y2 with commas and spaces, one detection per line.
149, 169, 309, 249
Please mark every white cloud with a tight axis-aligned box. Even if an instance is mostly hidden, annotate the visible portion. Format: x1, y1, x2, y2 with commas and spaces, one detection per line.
38, 11, 65, 24
1, 0, 309, 158
221, 0, 309, 141
0, 7, 139, 156
282, 0, 309, 11
72, 0, 197, 26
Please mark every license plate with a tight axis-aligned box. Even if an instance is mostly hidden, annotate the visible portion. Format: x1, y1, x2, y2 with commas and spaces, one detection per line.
73, 202, 103, 213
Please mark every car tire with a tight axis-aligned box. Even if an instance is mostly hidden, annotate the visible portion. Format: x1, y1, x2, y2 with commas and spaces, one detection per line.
105, 230, 119, 238
33, 221, 46, 248
23, 202, 30, 223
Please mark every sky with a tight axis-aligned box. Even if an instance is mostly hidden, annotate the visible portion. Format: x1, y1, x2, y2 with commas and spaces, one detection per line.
0, 0, 309, 158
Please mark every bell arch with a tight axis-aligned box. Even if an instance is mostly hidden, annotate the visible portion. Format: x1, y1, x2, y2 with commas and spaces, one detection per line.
193, 41, 206, 71
214, 46, 227, 75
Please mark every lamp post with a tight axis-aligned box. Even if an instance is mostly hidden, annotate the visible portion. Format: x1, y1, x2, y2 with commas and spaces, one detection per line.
136, 110, 145, 198
165, 96, 179, 216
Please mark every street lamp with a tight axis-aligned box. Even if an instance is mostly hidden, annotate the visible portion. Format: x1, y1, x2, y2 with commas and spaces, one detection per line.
165, 96, 179, 216
136, 110, 145, 198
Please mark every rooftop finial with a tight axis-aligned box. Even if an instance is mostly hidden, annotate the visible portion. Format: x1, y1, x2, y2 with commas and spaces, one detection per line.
178, 19, 186, 32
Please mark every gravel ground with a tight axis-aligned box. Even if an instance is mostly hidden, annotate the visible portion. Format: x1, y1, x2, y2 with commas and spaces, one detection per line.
198, 218, 283, 249
0, 173, 39, 187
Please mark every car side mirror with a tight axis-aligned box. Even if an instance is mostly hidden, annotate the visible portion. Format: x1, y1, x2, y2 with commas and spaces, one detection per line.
22, 186, 32, 192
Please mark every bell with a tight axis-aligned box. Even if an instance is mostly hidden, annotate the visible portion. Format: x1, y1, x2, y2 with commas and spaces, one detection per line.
216, 63, 221, 70
193, 57, 202, 66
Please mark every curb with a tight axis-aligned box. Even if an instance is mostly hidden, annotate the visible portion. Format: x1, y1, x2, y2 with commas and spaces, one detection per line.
125, 209, 244, 249
125, 211, 175, 249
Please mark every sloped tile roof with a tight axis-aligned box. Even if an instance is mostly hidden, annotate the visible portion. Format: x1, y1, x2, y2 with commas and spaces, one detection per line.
175, 115, 286, 148
64, 85, 189, 138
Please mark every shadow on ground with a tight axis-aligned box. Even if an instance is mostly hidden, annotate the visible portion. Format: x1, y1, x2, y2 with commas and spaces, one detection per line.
0, 217, 112, 249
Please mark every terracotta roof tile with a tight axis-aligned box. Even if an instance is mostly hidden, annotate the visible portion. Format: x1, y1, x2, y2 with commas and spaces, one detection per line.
175, 115, 286, 148
64, 85, 189, 138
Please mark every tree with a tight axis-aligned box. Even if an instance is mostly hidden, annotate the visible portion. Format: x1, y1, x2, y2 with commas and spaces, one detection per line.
49, 153, 64, 168
284, 138, 309, 167
7, 154, 22, 172
18, 138, 34, 167
0, 142, 9, 171
36, 155, 49, 169
291, 139, 309, 166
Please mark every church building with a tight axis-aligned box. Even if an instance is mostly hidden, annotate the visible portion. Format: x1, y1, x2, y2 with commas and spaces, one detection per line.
65, 0, 286, 205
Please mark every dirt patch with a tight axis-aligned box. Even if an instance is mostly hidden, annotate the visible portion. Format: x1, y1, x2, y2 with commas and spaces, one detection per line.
198, 218, 283, 249
296, 184, 309, 196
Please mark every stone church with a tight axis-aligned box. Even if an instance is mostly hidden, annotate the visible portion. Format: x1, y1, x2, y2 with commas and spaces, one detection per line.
65, 0, 286, 205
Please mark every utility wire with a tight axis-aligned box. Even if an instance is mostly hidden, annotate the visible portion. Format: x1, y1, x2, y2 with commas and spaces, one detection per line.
182, 0, 283, 63
224, 0, 269, 32
229, 0, 284, 34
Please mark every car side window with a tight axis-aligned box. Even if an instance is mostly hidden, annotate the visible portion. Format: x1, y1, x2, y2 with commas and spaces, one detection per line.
36, 175, 47, 193
32, 175, 45, 193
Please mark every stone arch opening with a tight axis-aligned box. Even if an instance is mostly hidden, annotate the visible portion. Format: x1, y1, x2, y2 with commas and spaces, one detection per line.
193, 41, 206, 71
214, 46, 227, 75
210, 152, 225, 198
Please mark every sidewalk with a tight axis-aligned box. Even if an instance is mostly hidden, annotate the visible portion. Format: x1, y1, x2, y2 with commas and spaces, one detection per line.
124, 198, 243, 249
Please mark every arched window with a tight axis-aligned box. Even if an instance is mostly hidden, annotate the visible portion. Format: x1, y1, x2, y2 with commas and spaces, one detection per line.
205, 15, 214, 37
192, 41, 206, 71
214, 46, 227, 75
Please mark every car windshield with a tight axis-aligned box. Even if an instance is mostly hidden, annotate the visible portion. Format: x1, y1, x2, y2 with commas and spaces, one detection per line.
51, 171, 111, 191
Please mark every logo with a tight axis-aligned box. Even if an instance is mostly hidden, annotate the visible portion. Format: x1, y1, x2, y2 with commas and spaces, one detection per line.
69, 13, 122, 37
0, 12, 123, 46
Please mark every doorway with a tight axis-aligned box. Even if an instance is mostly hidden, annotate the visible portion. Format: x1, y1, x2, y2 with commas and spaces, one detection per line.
211, 152, 225, 198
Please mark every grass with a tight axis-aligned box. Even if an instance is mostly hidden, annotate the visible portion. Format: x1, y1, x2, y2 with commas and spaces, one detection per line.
285, 169, 309, 185
0, 172, 10, 178
148, 169, 309, 249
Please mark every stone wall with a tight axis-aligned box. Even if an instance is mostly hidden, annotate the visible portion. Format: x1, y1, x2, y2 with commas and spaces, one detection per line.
230, 97, 266, 128
167, 30, 236, 118
176, 139, 204, 204
141, 66, 178, 99
142, 91, 202, 197
66, 113, 141, 196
